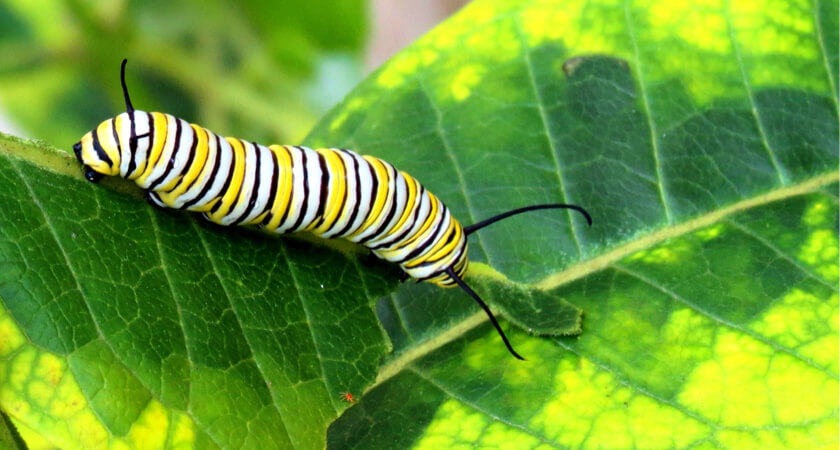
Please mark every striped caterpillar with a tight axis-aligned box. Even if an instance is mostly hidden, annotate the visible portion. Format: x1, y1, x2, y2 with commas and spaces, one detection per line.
73, 60, 592, 360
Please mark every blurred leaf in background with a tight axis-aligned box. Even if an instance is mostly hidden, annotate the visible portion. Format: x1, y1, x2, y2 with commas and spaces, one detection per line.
0, 0, 368, 147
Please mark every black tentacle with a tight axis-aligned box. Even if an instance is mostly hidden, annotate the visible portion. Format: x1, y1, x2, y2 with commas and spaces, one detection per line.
464, 203, 592, 235
445, 267, 525, 361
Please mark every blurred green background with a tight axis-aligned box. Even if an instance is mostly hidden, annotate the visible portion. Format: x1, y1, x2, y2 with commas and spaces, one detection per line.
0, 0, 467, 149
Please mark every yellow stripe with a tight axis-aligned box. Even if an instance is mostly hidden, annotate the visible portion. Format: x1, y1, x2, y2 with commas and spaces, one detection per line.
404, 216, 457, 268
434, 225, 464, 262
134, 113, 170, 185
383, 172, 418, 238
80, 132, 112, 174
115, 114, 131, 164
130, 113, 168, 180
265, 145, 294, 230
185, 136, 223, 213
244, 211, 270, 226
204, 137, 245, 222
95, 121, 120, 169
157, 125, 209, 204
348, 155, 390, 238
377, 193, 440, 258
309, 149, 347, 234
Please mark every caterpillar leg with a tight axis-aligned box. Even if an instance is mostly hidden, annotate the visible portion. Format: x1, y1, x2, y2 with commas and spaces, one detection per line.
145, 191, 167, 209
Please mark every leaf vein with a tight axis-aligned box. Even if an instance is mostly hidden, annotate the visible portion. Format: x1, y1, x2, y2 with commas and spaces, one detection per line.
408, 366, 564, 448
724, 0, 788, 185
514, 17, 584, 257
191, 223, 295, 447
622, 0, 675, 224
723, 218, 836, 289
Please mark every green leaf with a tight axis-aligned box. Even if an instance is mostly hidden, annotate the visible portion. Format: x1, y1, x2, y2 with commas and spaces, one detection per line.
1, 0, 838, 449
304, 0, 838, 447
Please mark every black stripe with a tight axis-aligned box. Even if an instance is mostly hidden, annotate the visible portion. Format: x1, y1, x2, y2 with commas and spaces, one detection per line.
404, 226, 460, 268
330, 150, 363, 237
176, 127, 211, 198
312, 151, 330, 228
270, 146, 296, 230
127, 109, 137, 178
91, 128, 113, 167
110, 118, 122, 164
147, 119, 183, 190
260, 147, 281, 226
214, 138, 249, 220
288, 147, 310, 232
126, 112, 153, 177
348, 156, 379, 239
370, 183, 426, 250
395, 209, 449, 264
172, 124, 200, 194
414, 245, 467, 284
231, 142, 264, 225
180, 132, 223, 210
359, 164, 402, 244
209, 137, 239, 215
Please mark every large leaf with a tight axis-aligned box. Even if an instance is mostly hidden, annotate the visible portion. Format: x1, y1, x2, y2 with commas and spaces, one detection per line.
1, 0, 838, 449
304, 0, 839, 447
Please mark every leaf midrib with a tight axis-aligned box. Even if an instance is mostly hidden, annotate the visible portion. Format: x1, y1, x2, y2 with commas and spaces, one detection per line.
372, 171, 839, 391
6, 134, 836, 387
536, 172, 839, 290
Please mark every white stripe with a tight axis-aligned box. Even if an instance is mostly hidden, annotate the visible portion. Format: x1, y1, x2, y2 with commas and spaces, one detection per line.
321, 149, 358, 238
378, 204, 448, 264
148, 191, 166, 208
121, 111, 150, 177
351, 160, 397, 242
336, 151, 374, 239
173, 130, 218, 209
239, 144, 275, 224
154, 121, 195, 190
274, 146, 306, 233
364, 169, 409, 246
190, 136, 233, 210
369, 178, 426, 249
295, 146, 324, 231
405, 232, 467, 280
141, 115, 179, 189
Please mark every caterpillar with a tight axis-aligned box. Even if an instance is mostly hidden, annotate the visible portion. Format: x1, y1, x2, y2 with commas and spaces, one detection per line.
73, 60, 592, 360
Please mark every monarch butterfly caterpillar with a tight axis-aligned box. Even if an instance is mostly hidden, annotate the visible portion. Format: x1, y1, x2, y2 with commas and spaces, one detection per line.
74, 60, 592, 360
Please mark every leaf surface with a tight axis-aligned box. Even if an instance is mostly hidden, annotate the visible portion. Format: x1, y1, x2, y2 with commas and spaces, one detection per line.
0, 0, 838, 448
303, 0, 839, 447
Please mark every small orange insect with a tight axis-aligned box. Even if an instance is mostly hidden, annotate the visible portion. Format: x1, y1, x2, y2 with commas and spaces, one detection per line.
340, 392, 356, 403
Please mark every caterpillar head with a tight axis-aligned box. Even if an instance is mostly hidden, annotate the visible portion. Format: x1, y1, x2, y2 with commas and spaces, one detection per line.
74, 110, 153, 182
73, 59, 140, 183
73, 115, 125, 182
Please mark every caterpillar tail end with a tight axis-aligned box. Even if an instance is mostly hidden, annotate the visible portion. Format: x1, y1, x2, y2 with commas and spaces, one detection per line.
444, 267, 525, 361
